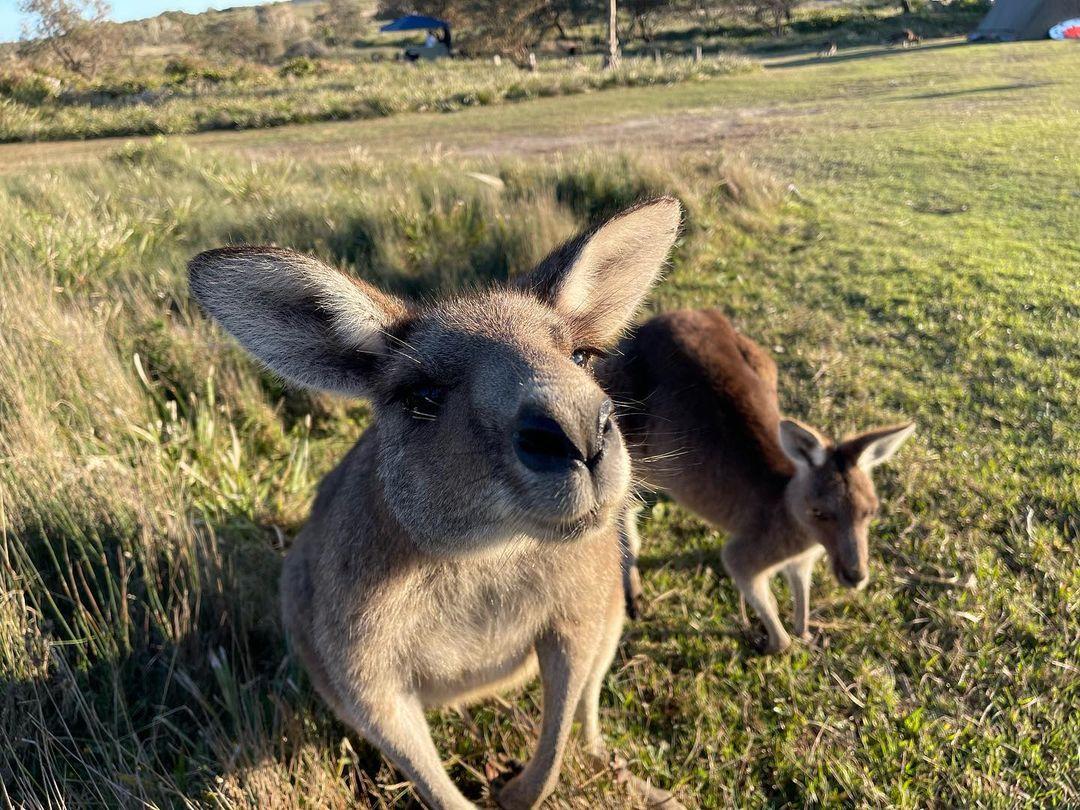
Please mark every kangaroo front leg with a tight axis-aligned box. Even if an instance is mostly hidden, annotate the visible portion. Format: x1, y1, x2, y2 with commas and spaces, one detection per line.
782, 546, 824, 642
575, 604, 685, 808
620, 502, 644, 619
742, 573, 790, 654
723, 541, 790, 654
495, 630, 593, 809
343, 691, 476, 810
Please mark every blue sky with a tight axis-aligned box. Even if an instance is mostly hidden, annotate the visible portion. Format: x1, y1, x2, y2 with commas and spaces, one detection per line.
0, 1, 267, 42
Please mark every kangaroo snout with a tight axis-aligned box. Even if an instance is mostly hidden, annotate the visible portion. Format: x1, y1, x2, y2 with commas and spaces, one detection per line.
834, 557, 868, 590
513, 398, 614, 475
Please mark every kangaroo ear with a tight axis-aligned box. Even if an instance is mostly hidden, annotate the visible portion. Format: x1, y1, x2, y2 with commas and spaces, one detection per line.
517, 197, 681, 347
778, 418, 828, 468
188, 247, 407, 397
840, 422, 916, 471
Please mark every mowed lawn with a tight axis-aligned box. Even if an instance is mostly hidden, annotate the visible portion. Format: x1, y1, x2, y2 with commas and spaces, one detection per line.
1, 41, 1077, 807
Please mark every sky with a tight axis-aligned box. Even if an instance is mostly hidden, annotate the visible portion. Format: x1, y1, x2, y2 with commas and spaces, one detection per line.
0, 1, 268, 42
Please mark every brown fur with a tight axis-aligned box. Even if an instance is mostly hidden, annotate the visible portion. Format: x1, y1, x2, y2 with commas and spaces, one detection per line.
189, 199, 684, 808
888, 29, 921, 47
600, 309, 915, 654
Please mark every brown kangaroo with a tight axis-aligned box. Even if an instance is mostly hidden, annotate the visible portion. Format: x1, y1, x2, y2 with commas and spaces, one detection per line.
888, 28, 921, 47
188, 199, 684, 809
600, 309, 915, 654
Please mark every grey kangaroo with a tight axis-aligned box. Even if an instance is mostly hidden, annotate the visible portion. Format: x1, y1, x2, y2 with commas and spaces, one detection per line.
600, 309, 915, 654
187, 199, 684, 809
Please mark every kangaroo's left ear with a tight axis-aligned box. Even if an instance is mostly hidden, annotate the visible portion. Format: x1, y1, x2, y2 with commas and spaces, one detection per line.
517, 197, 682, 348
840, 422, 916, 471
778, 418, 829, 468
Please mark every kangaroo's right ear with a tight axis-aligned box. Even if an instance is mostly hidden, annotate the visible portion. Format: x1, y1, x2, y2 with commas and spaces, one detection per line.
778, 418, 828, 468
188, 247, 408, 397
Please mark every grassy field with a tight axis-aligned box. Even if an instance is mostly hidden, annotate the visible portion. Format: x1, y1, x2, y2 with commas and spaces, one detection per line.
0, 0, 983, 144
0, 55, 751, 143
1, 39, 1078, 808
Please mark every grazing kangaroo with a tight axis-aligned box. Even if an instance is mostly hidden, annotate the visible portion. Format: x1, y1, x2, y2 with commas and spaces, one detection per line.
818, 40, 838, 58
888, 29, 921, 48
600, 309, 915, 654
188, 199, 683, 809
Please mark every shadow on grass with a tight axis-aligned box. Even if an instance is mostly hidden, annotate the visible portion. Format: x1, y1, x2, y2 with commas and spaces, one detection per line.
768, 38, 976, 69
0, 511, 411, 807
896, 81, 1055, 100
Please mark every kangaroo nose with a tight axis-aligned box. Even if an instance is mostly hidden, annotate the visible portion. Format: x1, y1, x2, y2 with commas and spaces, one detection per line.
514, 407, 583, 474
514, 399, 613, 475
836, 562, 868, 590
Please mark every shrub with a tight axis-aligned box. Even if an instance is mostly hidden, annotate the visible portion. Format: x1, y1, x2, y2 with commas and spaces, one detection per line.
0, 67, 62, 104
164, 57, 229, 86
279, 56, 321, 79
283, 38, 329, 60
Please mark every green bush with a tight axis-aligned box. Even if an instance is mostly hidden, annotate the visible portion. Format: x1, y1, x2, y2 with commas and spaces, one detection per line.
0, 68, 62, 105
164, 57, 229, 86
278, 56, 321, 79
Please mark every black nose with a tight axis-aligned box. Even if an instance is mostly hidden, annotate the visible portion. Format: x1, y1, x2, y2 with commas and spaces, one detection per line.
836, 563, 867, 589
514, 408, 582, 474
513, 400, 613, 475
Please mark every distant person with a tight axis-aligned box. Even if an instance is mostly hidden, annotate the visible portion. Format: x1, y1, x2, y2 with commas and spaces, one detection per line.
425, 30, 438, 48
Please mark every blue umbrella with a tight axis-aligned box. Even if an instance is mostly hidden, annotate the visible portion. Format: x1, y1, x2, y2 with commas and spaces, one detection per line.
380, 15, 450, 32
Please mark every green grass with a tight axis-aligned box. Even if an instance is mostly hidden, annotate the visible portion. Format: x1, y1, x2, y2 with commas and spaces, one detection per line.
1, 40, 1078, 808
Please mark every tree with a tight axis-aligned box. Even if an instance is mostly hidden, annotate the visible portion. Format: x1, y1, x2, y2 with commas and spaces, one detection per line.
18, 0, 117, 78
733, 0, 795, 36
315, 0, 365, 47
621, 0, 669, 44
604, 0, 619, 67
376, 0, 555, 58
197, 6, 308, 63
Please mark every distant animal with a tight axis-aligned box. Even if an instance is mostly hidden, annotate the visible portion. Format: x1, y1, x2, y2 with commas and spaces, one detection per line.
599, 309, 915, 654
888, 28, 921, 47
188, 199, 684, 809
818, 40, 838, 58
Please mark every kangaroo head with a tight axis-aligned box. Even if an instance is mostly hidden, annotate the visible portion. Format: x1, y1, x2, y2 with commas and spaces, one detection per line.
189, 198, 681, 554
778, 419, 915, 589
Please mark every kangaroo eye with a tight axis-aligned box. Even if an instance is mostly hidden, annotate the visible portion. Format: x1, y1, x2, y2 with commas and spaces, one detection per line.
402, 383, 447, 420
571, 347, 603, 368
811, 508, 829, 521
